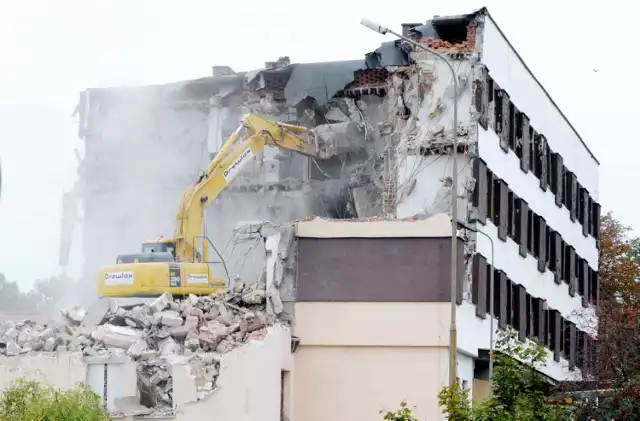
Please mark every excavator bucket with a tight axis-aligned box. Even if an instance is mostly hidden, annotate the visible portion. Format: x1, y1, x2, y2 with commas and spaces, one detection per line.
309, 121, 367, 157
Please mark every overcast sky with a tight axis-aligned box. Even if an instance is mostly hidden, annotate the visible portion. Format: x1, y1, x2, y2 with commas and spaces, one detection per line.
0, 0, 633, 289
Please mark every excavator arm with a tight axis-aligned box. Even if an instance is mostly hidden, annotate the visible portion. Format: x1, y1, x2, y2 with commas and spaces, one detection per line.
173, 113, 334, 263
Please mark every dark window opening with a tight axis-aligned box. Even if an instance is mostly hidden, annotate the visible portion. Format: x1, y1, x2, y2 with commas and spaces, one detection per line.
507, 190, 515, 238
560, 240, 566, 283
527, 210, 535, 256
508, 102, 516, 150
514, 111, 523, 158
487, 76, 494, 103
547, 146, 554, 193
563, 244, 571, 284
432, 19, 470, 43
578, 187, 586, 225
562, 168, 569, 207
533, 134, 542, 179
512, 283, 520, 331
526, 294, 533, 338
494, 89, 503, 133
528, 127, 536, 172
545, 226, 552, 268
506, 279, 514, 327
531, 215, 540, 258
492, 178, 501, 227
486, 169, 493, 222
544, 309, 550, 346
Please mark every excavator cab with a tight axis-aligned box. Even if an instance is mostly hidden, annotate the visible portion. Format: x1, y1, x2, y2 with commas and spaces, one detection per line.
140, 240, 176, 258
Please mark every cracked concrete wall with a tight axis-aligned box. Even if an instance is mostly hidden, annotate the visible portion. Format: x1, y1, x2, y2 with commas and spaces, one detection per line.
0, 326, 292, 421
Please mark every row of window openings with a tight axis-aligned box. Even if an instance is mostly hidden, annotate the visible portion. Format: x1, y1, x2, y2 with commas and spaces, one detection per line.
472, 253, 596, 373
474, 67, 601, 244
473, 159, 599, 306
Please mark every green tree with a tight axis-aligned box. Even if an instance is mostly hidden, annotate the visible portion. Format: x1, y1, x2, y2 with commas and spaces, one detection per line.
0, 378, 111, 421
438, 329, 572, 421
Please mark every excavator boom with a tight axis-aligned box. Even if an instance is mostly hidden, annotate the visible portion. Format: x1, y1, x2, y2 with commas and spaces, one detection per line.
97, 114, 339, 297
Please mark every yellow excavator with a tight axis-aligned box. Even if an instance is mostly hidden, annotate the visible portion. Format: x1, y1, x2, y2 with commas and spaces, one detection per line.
97, 113, 337, 297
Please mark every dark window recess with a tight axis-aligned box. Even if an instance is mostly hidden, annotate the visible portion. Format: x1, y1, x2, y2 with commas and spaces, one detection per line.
552, 153, 564, 207
537, 217, 547, 273
560, 239, 567, 284
493, 269, 501, 322
576, 330, 584, 369
516, 199, 529, 257
544, 307, 550, 347
494, 85, 504, 135
485, 266, 492, 317
500, 91, 511, 152
498, 270, 508, 329
547, 146, 554, 193
561, 167, 568, 208
498, 180, 508, 241
550, 310, 561, 361
528, 126, 536, 174
581, 189, 589, 238
517, 285, 527, 341
527, 210, 535, 257
519, 113, 530, 173
551, 232, 562, 284
592, 203, 601, 246
576, 184, 584, 225
532, 133, 543, 180
472, 254, 487, 318
512, 282, 520, 333
568, 246, 576, 297
492, 178, 500, 227
472, 159, 487, 223
562, 243, 570, 286
545, 226, 552, 269
565, 320, 574, 366
507, 278, 515, 328
486, 75, 495, 128
507, 190, 516, 239
486, 169, 494, 225
565, 172, 576, 222
525, 294, 533, 339
474, 67, 485, 128
586, 196, 593, 237
532, 215, 541, 259
539, 135, 548, 191
536, 298, 546, 343
590, 269, 599, 307
479, 68, 490, 129
580, 260, 589, 307
508, 102, 516, 151
514, 110, 523, 158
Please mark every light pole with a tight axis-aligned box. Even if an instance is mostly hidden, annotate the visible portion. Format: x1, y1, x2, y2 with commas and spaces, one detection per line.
360, 18, 460, 386
458, 220, 495, 393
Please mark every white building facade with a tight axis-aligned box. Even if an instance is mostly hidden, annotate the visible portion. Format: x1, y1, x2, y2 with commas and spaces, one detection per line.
395, 8, 600, 391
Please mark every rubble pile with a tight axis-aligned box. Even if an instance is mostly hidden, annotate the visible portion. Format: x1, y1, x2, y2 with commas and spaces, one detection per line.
0, 280, 274, 410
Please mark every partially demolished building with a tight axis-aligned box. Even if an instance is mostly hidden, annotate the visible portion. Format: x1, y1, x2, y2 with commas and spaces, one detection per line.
20, 6, 600, 421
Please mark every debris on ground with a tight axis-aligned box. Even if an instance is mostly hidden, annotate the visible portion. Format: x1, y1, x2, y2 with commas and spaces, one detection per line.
0, 280, 274, 414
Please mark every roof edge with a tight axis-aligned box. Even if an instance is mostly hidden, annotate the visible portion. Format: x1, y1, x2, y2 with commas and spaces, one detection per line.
480, 8, 600, 165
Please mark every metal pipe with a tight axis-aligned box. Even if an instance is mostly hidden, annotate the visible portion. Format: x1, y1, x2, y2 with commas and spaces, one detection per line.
458, 221, 495, 394
360, 18, 459, 386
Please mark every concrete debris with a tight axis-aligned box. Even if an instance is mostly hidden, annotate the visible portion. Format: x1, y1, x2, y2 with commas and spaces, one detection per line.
0, 280, 274, 414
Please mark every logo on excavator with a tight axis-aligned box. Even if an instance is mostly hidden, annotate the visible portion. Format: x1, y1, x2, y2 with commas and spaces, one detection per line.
104, 271, 134, 286
223, 148, 253, 182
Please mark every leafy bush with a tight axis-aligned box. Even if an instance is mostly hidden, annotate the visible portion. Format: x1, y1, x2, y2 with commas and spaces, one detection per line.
379, 401, 417, 421
0, 378, 111, 421
439, 329, 572, 421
